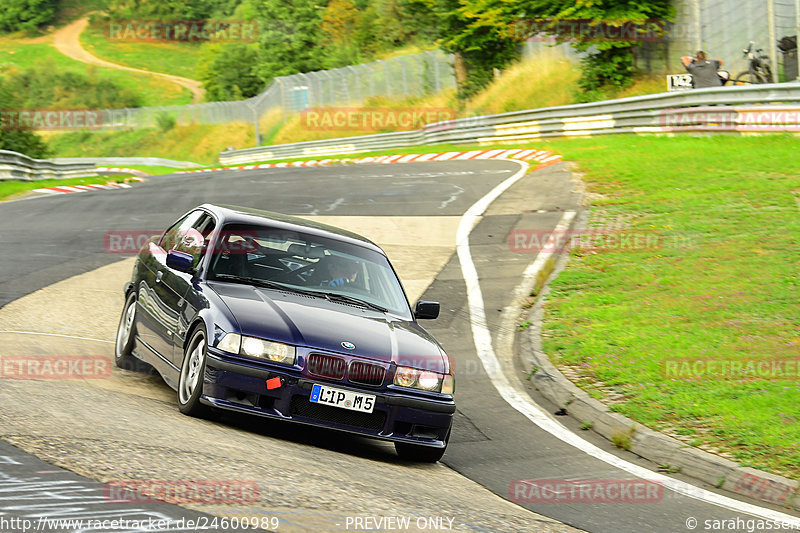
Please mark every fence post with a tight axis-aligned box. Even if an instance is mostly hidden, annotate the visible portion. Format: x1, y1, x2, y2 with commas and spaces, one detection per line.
348, 66, 361, 103
410, 54, 425, 95
796, 0, 800, 79
377, 60, 391, 94
402, 57, 409, 96
306, 73, 320, 108
246, 102, 259, 146
364, 64, 375, 98
276, 78, 285, 122
339, 69, 350, 104
433, 52, 441, 92
768, 0, 779, 82
320, 71, 334, 105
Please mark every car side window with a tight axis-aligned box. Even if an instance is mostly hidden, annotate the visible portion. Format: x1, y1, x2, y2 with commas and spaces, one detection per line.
174, 213, 216, 268
159, 211, 203, 250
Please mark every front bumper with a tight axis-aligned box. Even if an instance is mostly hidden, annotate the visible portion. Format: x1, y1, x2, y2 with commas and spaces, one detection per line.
202, 351, 455, 447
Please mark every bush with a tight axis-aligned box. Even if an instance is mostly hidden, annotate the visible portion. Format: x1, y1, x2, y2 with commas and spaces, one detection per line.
0, 0, 58, 34
0, 129, 50, 158
1, 64, 142, 109
155, 111, 177, 132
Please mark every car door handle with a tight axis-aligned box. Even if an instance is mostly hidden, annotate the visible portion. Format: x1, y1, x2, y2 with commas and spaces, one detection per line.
155, 271, 164, 283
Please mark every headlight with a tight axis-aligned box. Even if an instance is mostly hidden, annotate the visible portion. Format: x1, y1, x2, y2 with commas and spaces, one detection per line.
393, 365, 453, 393
417, 371, 441, 391
217, 333, 296, 365
394, 367, 419, 388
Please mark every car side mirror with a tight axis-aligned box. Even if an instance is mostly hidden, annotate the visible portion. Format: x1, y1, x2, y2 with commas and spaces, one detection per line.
414, 300, 440, 320
166, 250, 194, 273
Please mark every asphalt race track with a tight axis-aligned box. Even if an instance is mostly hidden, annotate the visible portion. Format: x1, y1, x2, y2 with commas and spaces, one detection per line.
1, 160, 798, 533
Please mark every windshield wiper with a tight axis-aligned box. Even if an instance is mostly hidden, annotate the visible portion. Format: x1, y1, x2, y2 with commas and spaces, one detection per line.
322, 292, 388, 313
212, 274, 323, 298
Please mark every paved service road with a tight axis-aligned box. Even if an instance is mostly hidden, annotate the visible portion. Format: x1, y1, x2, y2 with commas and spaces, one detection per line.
0, 160, 798, 533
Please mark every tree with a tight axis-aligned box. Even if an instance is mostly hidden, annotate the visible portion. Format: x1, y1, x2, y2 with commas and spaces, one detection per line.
0, 0, 58, 33
245, 0, 327, 83
320, 0, 363, 66
465, 0, 673, 97
201, 44, 264, 101
106, 0, 244, 20
403, 0, 520, 98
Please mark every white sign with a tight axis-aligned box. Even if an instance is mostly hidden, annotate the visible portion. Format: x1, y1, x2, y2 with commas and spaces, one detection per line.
667, 74, 694, 91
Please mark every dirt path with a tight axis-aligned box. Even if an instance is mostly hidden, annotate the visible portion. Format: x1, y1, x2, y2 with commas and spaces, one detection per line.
51, 16, 204, 104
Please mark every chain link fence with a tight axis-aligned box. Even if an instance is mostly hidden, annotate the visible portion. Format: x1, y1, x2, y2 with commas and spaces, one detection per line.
671, 0, 800, 81
522, 1, 800, 82
97, 50, 454, 133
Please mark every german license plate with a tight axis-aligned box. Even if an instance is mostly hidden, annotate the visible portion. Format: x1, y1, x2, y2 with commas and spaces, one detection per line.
310, 384, 375, 413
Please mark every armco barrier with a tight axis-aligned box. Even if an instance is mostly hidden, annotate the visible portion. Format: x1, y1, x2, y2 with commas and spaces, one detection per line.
49, 157, 202, 169
0, 150, 96, 181
219, 82, 800, 165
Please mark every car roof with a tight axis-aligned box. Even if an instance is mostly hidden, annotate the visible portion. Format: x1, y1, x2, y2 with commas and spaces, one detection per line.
199, 204, 385, 254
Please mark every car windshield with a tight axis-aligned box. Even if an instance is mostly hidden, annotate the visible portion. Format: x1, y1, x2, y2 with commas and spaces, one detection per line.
206, 223, 411, 318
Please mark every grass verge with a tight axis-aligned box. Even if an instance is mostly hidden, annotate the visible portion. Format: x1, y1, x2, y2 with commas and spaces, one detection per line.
44, 122, 254, 165
540, 134, 800, 479
0, 39, 191, 106
114, 165, 193, 175
79, 22, 203, 81
0, 175, 125, 201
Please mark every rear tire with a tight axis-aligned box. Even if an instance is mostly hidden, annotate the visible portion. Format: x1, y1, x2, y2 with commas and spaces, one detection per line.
114, 292, 138, 370
395, 429, 450, 463
178, 328, 211, 417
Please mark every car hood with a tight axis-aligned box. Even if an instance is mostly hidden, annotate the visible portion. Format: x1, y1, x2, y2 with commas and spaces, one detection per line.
208, 282, 448, 373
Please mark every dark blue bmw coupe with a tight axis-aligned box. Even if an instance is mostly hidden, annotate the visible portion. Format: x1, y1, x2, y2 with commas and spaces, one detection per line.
115, 204, 454, 461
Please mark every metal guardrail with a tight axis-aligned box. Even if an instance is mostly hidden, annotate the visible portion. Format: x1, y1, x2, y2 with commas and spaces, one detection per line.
0, 150, 96, 181
49, 157, 202, 168
219, 83, 800, 165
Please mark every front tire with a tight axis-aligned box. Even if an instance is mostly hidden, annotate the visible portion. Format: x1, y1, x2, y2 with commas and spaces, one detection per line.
734, 71, 759, 85
178, 328, 210, 417
115, 292, 138, 369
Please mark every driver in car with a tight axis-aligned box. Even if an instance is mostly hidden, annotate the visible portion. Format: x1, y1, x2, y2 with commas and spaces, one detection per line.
327, 257, 359, 287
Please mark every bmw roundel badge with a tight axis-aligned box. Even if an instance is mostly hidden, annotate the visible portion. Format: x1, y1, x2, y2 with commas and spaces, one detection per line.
341, 341, 356, 350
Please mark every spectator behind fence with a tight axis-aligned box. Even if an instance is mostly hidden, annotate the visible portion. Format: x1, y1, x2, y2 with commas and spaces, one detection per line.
681, 51, 724, 88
